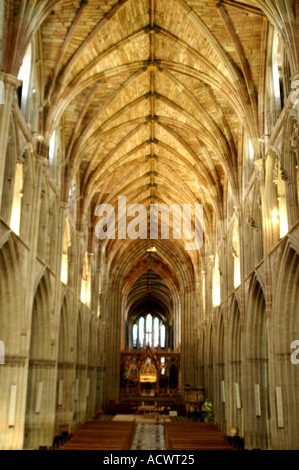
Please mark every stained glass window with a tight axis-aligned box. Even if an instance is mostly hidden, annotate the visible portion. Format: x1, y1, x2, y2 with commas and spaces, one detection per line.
146, 314, 153, 346
153, 317, 159, 347
132, 314, 166, 349
139, 317, 145, 348
160, 324, 166, 348
132, 324, 138, 348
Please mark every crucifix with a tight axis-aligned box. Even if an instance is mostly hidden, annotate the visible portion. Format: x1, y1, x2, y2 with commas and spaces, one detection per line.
146, 329, 152, 346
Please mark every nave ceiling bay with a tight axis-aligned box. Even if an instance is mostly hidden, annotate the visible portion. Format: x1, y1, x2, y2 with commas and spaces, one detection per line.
5, 0, 276, 285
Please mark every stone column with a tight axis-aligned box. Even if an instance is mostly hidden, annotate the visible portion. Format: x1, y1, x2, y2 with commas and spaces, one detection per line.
95, 289, 106, 413
22, 155, 49, 348
180, 289, 200, 395
233, 204, 243, 282
22, 156, 57, 450
54, 203, 75, 434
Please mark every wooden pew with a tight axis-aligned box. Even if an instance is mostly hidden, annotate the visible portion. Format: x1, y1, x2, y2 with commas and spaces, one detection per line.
58, 420, 135, 450
164, 422, 234, 450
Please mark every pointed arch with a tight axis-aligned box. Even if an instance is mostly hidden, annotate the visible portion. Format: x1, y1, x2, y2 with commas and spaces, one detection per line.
245, 275, 270, 450
271, 240, 299, 449
24, 270, 55, 450
227, 295, 243, 438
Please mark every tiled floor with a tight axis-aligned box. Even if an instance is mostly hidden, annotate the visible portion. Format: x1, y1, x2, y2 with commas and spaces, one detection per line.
130, 423, 166, 450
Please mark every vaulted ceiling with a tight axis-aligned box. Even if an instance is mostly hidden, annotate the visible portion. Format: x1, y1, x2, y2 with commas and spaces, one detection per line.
126, 270, 173, 323
36, 0, 267, 271
4, 0, 297, 298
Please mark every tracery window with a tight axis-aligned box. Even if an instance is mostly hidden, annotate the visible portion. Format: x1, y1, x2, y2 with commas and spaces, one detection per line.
48, 130, 56, 166
61, 218, 71, 285
243, 134, 254, 188
232, 219, 241, 288
213, 253, 221, 307
132, 314, 166, 349
81, 252, 91, 306
268, 29, 290, 129
10, 162, 23, 236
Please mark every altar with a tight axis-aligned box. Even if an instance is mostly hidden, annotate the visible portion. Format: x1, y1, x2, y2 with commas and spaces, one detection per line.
120, 345, 180, 399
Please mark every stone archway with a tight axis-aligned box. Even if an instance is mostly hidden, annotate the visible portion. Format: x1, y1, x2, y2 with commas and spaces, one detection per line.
245, 275, 270, 450
0, 237, 24, 450
214, 312, 226, 431
55, 293, 75, 434
24, 272, 55, 450
86, 318, 97, 420
73, 309, 88, 427
227, 296, 243, 438
271, 242, 299, 449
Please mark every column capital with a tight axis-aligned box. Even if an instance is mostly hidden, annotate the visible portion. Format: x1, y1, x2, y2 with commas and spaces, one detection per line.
35, 155, 48, 169
0, 72, 20, 89
234, 203, 243, 212
76, 231, 84, 239
60, 202, 69, 210
36, 141, 49, 159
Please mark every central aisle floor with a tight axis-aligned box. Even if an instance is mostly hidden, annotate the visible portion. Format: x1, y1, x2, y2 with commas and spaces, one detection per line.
130, 423, 166, 450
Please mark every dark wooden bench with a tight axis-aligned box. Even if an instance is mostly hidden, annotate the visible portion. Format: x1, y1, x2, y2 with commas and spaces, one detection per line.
57, 420, 135, 450
164, 422, 234, 450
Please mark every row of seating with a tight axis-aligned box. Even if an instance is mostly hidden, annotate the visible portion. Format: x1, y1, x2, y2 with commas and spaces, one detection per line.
164, 422, 234, 450
56, 420, 136, 450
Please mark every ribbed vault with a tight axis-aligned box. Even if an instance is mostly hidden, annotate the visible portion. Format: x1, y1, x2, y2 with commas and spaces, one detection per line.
24, 0, 273, 269
3, 0, 289, 281
3, 0, 294, 398
126, 270, 173, 323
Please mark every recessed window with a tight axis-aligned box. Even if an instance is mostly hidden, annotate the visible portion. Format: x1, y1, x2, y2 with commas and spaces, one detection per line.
48, 130, 56, 166
233, 219, 241, 288
10, 163, 24, 235
213, 253, 221, 307
160, 324, 166, 348
244, 134, 254, 187
153, 317, 159, 347
81, 253, 91, 306
139, 317, 145, 348
146, 313, 153, 347
18, 44, 32, 114
132, 314, 166, 349
61, 218, 70, 285
132, 324, 138, 348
